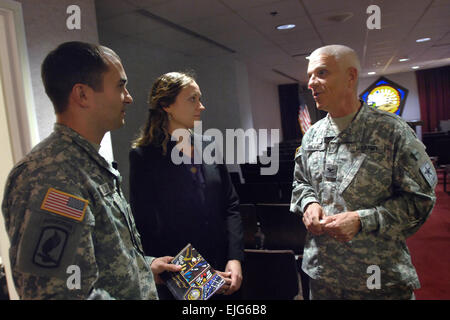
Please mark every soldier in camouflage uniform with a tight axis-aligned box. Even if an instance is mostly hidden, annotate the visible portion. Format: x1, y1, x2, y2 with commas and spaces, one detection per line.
290, 45, 437, 299
1, 41, 181, 299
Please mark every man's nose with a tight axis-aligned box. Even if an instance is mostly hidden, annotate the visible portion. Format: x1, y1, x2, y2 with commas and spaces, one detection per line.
308, 76, 316, 90
124, 89, 133, 104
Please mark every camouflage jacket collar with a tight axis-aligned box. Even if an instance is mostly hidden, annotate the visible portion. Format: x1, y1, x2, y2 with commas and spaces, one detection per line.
325, 102, 369, 143
53, 123, 120, 178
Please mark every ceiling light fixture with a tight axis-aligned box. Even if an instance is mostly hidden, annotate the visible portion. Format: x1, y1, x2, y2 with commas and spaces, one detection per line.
399, 58, 409, 62
416, 37, 431, 43
368, 72, 376, 75
276, 24, 296, 30
412, 66, 420, 69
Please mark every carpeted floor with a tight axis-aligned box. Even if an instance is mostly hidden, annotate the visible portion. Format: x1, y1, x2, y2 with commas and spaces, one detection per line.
407, 176, 450, 300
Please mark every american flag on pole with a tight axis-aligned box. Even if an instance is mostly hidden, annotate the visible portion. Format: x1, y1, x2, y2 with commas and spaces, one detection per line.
298, 103, 311, 134
41, 188, 88, 222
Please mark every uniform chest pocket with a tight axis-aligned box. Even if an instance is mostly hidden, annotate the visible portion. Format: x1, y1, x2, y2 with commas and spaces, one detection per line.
100, 190, 144, 250
102, 192, 120, 213
103, 192, 134, 225
339, 151, 392, 207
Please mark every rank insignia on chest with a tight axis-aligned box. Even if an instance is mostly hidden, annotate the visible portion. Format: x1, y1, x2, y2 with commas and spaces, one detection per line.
40, 188, 88, 222
324, 164, 338, 180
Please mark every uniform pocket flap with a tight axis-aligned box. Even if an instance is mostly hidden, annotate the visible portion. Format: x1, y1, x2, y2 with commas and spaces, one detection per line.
339, 153, 366, 195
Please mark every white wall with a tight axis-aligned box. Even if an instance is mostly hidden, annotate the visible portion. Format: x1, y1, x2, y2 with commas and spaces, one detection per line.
247, 64, 282, 148
358, 71, 422, 138
15, 0, 99, 140
0, 59, 17, 300
15, 0, 116, 161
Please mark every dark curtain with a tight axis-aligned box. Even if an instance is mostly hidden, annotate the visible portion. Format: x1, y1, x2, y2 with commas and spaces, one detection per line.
278, 83, 325, 142
415, 66, 450, 133
278, 84, 301, 141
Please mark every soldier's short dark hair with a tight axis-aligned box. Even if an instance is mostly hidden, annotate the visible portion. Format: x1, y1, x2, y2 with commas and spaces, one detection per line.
41, 41, 120, 114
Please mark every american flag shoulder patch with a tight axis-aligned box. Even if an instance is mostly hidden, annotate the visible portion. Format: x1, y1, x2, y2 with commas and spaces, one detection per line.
40, 188, 88, 222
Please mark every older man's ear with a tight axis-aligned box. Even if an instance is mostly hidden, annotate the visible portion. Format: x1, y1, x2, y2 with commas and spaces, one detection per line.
347, 67, 359, 89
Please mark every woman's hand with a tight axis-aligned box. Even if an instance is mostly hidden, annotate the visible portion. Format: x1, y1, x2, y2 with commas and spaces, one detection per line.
217, 260, 242, 295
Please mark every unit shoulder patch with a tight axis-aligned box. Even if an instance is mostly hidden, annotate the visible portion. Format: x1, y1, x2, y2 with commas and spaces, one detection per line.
419, 161, 437, 188
33, 226, 68, 268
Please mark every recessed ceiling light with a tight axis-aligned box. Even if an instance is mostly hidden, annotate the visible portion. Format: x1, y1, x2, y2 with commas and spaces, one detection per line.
399, 58, 409, 62
416, 37, 431, 43
412, 66, 420, 69
368, 72, 376, 75
276, 24, 296, 30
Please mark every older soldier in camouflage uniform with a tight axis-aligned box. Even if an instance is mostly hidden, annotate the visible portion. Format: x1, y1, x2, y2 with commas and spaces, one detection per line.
290, 45, 437, 299
2, 41, 181, 299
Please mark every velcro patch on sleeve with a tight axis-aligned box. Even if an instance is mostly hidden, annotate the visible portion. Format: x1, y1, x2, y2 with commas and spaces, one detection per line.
40, 188, 88, 222
411, 149, 421, 161
419, 162, 437, 188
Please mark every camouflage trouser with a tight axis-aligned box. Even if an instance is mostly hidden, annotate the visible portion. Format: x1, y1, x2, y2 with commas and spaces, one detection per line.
309, 278, 415, 300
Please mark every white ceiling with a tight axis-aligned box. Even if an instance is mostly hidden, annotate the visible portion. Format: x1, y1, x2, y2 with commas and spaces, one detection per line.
95, 0, 450, 84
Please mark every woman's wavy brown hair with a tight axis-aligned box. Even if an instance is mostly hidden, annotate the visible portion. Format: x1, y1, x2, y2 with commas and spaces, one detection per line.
132, 71, 195, 155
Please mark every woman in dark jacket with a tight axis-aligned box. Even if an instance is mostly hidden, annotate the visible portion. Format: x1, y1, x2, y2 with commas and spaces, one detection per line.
129, 72, 244, 299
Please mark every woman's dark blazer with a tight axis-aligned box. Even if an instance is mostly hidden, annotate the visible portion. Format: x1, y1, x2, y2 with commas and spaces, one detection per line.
129, 138, 244, 271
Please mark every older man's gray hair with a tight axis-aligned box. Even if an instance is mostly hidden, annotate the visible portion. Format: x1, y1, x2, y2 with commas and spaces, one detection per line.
309, 44, 361, 77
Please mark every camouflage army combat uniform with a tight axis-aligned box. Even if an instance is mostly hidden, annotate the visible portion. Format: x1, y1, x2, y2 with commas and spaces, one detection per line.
290, 103, 437, 298
2, 124, 158, 299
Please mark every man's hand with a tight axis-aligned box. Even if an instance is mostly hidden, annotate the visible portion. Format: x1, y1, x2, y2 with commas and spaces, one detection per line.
150, 256, 182, 284
322, 211, 361, 242
302, 202, 325, 235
